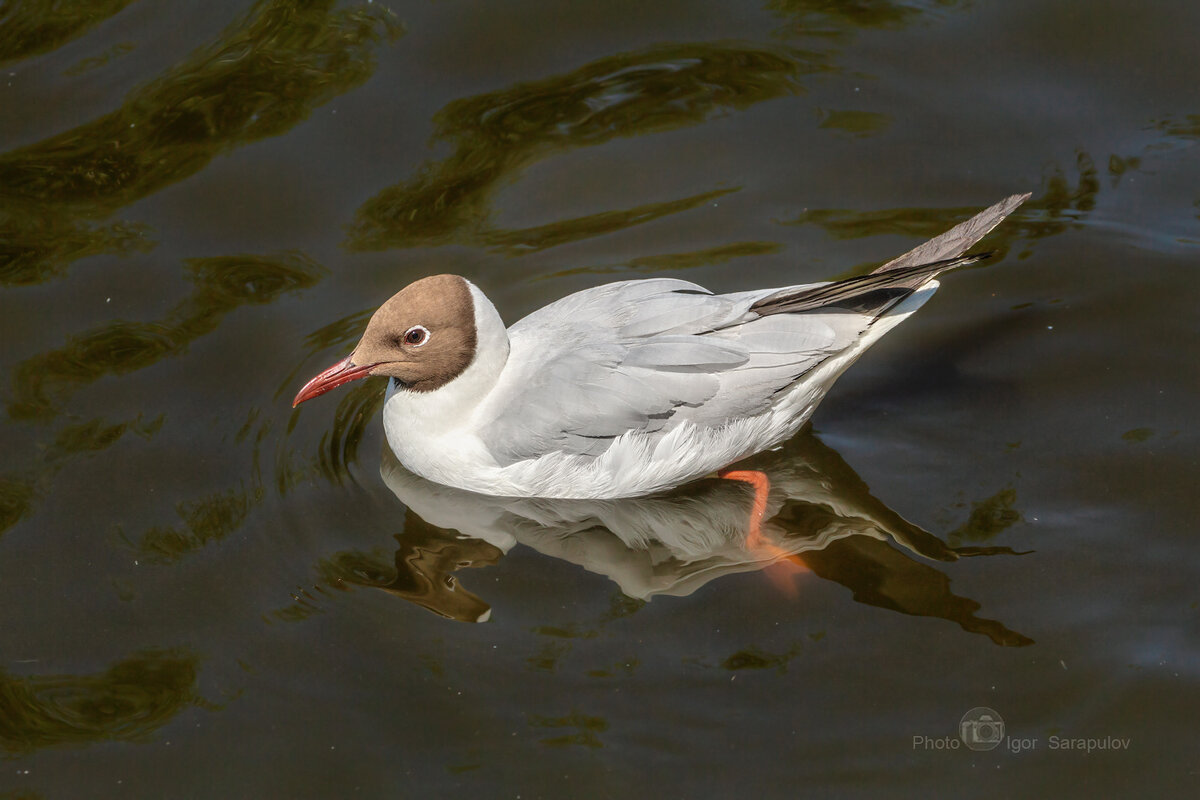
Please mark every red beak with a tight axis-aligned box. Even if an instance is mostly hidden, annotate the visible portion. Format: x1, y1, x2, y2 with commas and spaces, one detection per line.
292, 356, 376, 407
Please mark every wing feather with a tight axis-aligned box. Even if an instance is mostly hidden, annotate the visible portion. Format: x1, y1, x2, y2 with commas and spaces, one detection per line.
476, 196, 1029, 463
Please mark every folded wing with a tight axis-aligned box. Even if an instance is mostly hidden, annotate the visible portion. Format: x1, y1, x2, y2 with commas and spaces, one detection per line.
478, 194, 1029, 463
477, 278, 852, 461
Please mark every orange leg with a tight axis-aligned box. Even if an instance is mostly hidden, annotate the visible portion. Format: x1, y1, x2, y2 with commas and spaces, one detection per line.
718, 468, 770, 548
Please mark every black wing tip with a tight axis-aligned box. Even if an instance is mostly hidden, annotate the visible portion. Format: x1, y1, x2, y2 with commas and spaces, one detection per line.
749, 251, 996, 317
958, 250, 994, 266
916, 250, 993, 272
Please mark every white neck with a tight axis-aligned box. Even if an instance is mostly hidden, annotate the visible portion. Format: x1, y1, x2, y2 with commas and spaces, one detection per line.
383, 281, 509, 444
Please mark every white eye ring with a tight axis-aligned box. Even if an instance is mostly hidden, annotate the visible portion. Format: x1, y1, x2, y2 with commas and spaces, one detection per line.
403, 325, 430, 347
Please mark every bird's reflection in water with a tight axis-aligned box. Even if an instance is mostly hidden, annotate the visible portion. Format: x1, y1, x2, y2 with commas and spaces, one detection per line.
348, 427, 1031, 646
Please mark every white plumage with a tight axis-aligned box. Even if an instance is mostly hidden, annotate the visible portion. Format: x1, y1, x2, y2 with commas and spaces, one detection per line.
296, 193, 1029, 499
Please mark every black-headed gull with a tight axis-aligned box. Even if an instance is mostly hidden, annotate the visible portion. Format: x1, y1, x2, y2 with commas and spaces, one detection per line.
295, 193, 1028, 500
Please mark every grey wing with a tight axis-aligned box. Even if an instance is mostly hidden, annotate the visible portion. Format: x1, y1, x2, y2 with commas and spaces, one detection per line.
478, 194, 1030, 463
478, 278, 854, 462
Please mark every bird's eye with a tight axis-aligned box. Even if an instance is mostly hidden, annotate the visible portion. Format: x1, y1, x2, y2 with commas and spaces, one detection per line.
404, 325, 429, 347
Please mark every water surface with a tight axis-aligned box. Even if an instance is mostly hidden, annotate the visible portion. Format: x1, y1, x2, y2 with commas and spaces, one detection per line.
1, 0, 1197, 796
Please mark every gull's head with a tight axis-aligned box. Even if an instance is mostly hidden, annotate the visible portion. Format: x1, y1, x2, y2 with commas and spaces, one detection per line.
292, 274, 479, 406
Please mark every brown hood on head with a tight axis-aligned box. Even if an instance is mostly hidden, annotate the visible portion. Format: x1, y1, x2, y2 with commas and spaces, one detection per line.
352, 274, 478, 393
293, 274, 478, 406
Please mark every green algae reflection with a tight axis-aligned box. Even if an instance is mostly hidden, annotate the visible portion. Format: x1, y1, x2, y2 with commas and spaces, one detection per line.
0, 0, 401, 286
2, 252, 324, 535
0, 476, 35, 535
767, 0, 966, 37
0, 0, 139, 66
784, 151, 1101, 274
128, 487, 257, 564
346, 41, 830, 253
8, 251, 326, 422
0, 650, 202, 754
0, 415, 162, 536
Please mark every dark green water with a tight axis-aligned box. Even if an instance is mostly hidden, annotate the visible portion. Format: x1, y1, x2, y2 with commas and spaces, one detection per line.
1, 1, 1197, 797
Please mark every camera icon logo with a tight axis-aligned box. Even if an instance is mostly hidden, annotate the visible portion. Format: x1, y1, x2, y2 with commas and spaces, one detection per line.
959, 707, 1005, 751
